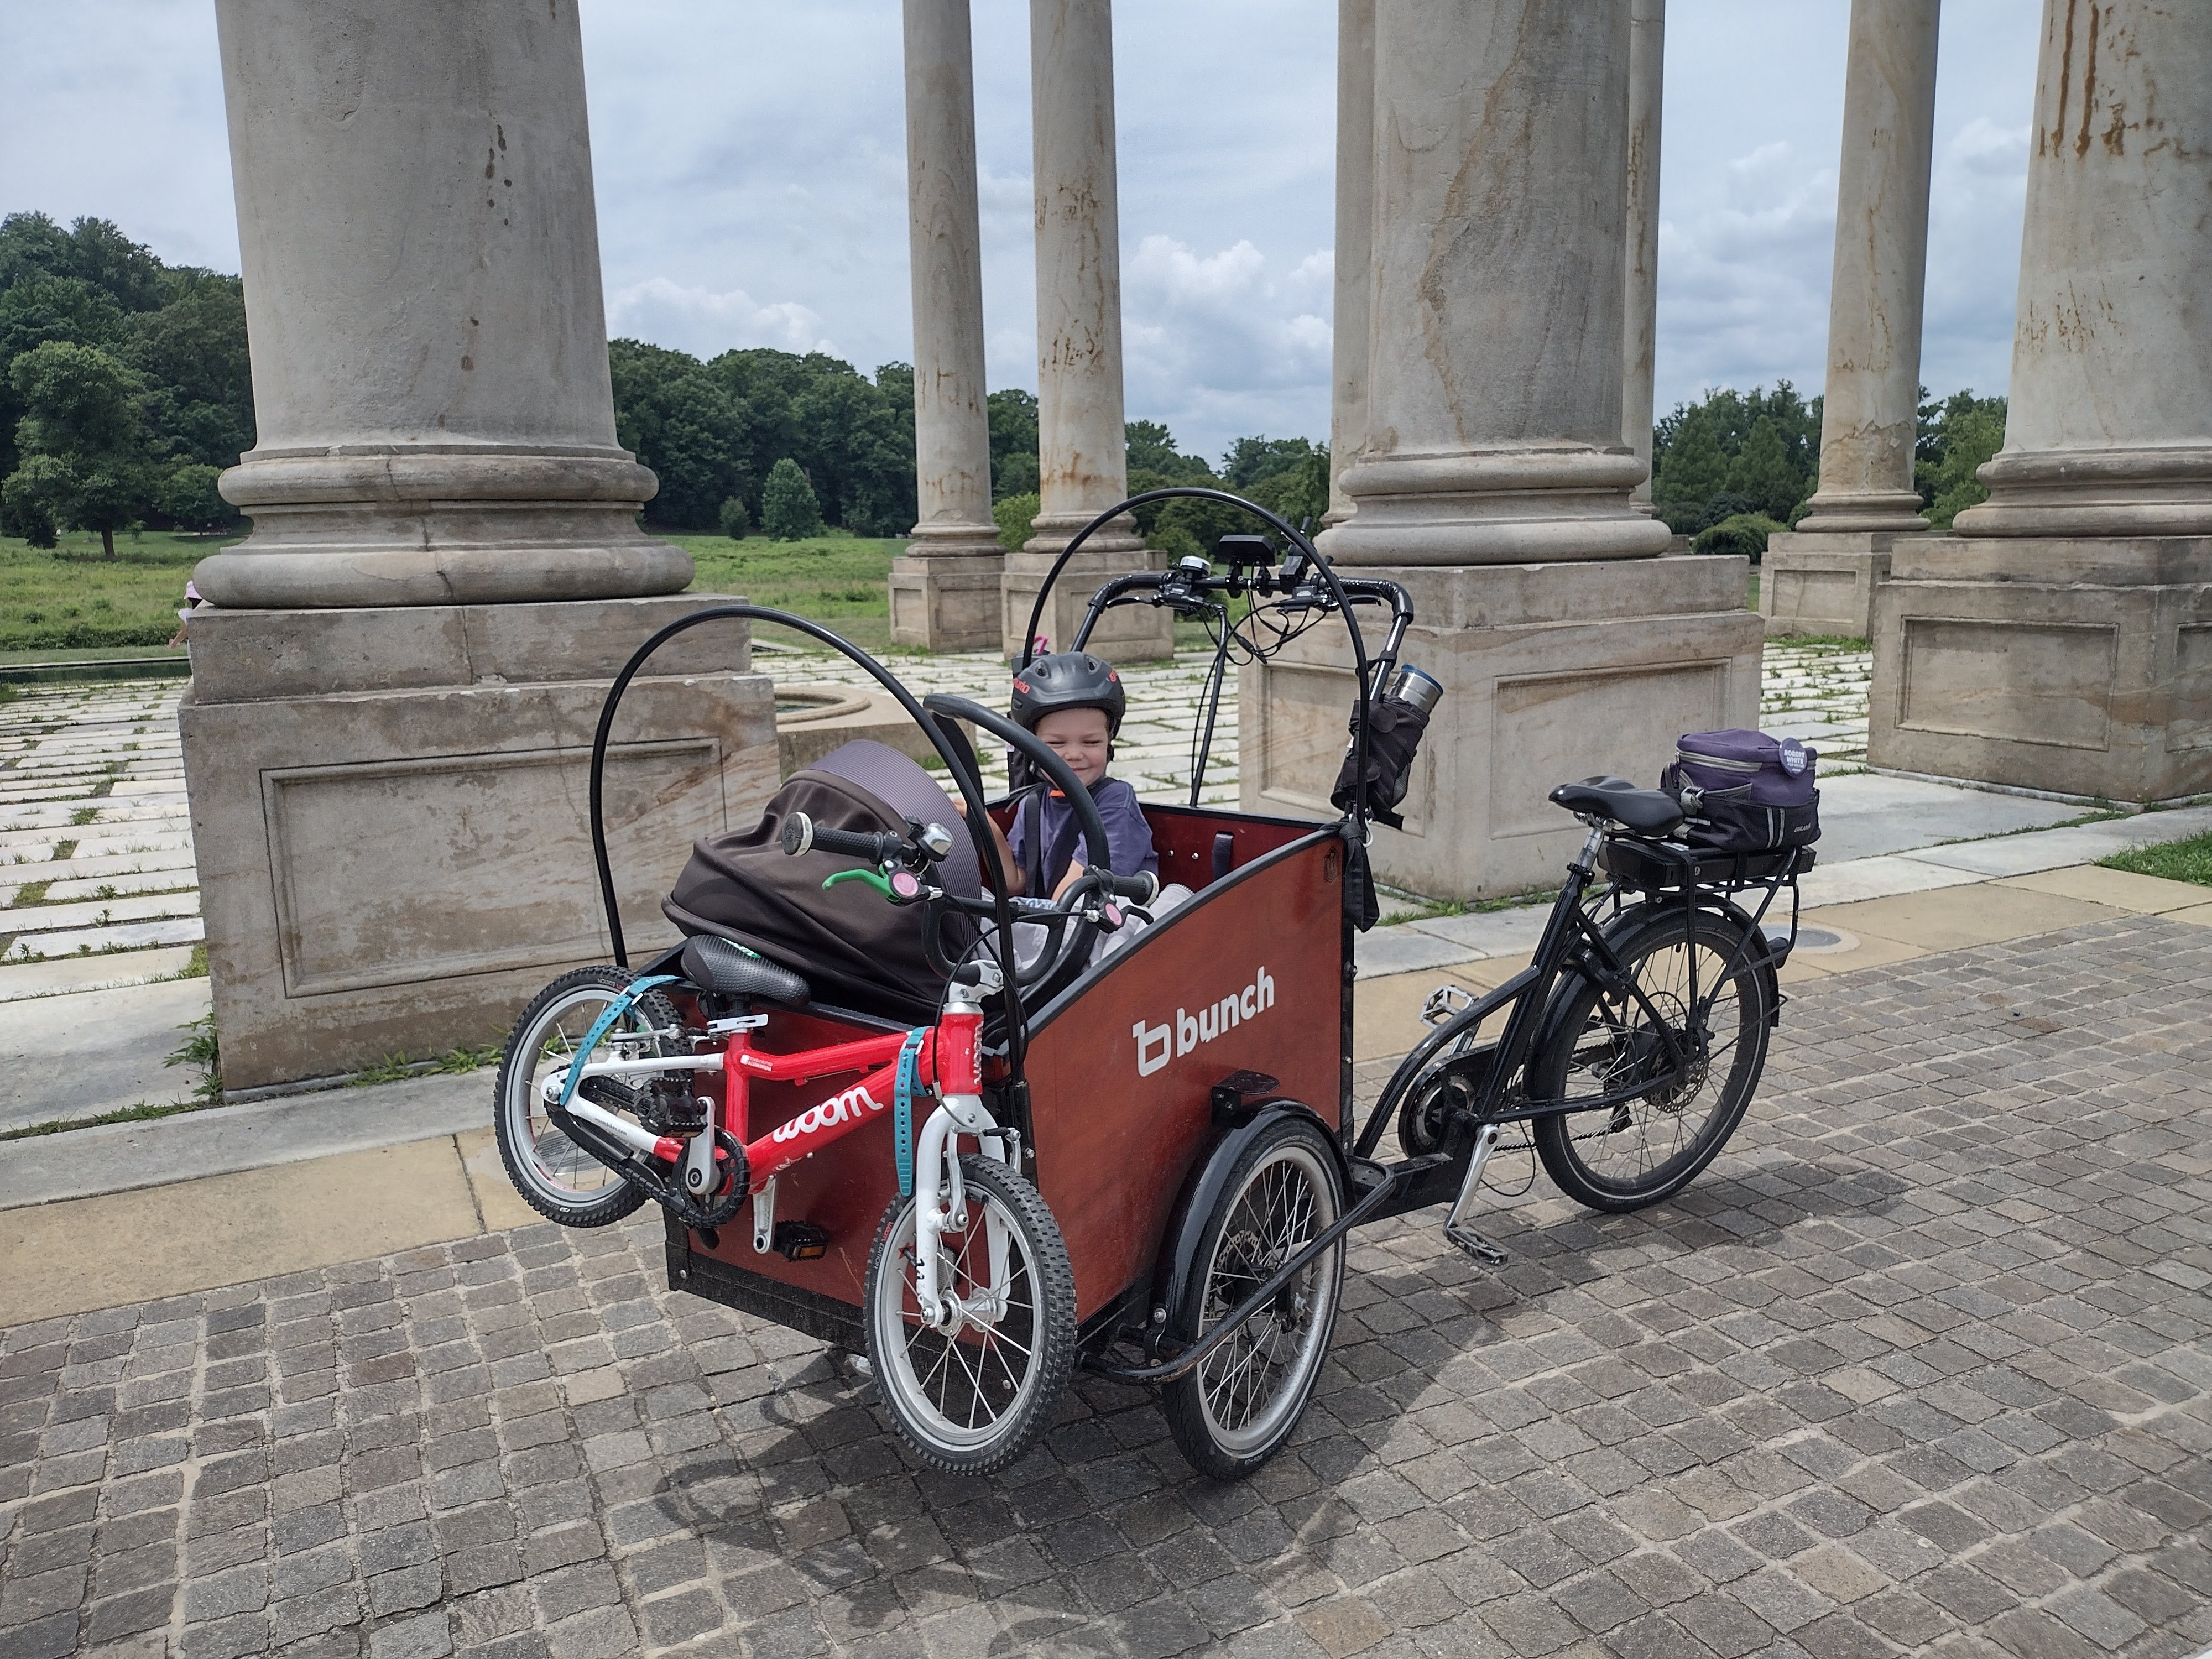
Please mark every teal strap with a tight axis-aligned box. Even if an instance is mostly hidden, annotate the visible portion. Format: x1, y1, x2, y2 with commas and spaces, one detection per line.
556, 975, 681, 1112
894, 1027, 928, 1198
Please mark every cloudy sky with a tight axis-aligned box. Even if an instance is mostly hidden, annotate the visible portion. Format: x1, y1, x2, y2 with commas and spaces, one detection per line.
2, 1, 2038, 466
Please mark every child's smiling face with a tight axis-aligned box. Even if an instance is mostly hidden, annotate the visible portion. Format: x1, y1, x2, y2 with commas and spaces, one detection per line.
1034, 706, 1112, 789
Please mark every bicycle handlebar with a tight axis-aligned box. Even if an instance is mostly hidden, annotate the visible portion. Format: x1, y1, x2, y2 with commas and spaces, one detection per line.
780, 814, 903, 865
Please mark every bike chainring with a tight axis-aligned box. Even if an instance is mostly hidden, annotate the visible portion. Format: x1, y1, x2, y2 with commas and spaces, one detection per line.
623, 1129, 748, 1230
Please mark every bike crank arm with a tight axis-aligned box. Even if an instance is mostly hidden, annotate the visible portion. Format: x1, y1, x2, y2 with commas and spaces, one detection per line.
1441, 1124, 1509, 1267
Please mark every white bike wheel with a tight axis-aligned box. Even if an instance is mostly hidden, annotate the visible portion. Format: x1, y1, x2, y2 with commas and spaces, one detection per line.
863, 1155, 1076, 1475
494, 967, 682, 1228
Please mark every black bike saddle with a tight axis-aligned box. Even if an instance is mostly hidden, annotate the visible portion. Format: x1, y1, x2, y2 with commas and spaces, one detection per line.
680, 935, 812, 1006
1548, 775, 1686, 838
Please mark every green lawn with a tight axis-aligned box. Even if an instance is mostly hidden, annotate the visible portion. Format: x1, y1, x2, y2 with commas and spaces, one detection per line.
0, 525, 1194, 665
2100, 830, 2212, 888
0, 529, 231, 656
670, 532, 904, 654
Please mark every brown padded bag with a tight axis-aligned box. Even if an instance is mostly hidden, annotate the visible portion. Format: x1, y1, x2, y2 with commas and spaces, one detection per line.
662, 742, 978, 1025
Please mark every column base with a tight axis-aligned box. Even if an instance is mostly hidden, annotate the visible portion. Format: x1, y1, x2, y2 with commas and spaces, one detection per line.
201, 446, 693, 607
1867, 535, 2212, 805
1241, 556, 1762, 899
889, 551, 1006, 651
1000, 541, 1172, 661
179, 596, 778, 1090
1760, 530, 1913, 640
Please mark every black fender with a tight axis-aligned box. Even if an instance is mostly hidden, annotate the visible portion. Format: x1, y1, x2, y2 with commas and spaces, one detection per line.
1537, 896, 1785, 1065
1150, 1102, 1344, 1345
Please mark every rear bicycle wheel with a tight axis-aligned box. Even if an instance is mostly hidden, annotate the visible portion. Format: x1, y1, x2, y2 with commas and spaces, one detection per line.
864, 1154, 1076, 1476
1529, 905, 1770, 1212
494, 967, 685, 1228
1161, 1114, 1345, 1479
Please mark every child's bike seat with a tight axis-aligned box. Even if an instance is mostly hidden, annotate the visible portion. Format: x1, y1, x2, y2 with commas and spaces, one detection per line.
680, 935, 812, 1006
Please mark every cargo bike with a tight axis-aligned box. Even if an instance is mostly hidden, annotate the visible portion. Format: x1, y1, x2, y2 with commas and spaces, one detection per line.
494, 489, 1806, 1479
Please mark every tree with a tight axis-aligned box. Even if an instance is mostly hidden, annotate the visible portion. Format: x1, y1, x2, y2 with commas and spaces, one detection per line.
1220, 435, 1314, 490
718, 495, 750, 540
6, 340, 151, 557
1693, 513, 1786, 564
761, 458, 823, 541
1653, 409, 1728, 507
988, 388, 1040, 500
993, 491, 1039, 553
1, 460, 60, 546
1126, 420, 1210, 481
154, 463, 232, 533
1246, 446, 1331, 533
1917, 390, 2008, 529
1725, 415, 1807, 521
123, 272, 255, 469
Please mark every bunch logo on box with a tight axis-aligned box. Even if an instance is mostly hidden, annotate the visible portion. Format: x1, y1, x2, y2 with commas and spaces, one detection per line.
772, 1081, 885, 1143
1131, 966, 1275, 1078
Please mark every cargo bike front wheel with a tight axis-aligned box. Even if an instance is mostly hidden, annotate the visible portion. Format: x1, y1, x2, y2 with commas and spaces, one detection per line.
864, 1154, 1077, 1475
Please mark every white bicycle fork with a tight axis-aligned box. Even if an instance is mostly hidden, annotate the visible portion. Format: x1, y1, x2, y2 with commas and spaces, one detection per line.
911, 1093, 1019, 1331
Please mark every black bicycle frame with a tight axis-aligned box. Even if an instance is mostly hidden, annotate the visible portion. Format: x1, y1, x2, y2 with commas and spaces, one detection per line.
1354, 825, 1799, 1158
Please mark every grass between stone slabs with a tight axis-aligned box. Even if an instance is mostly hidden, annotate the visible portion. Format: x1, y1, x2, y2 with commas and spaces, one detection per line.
2100, 829, 2212, 888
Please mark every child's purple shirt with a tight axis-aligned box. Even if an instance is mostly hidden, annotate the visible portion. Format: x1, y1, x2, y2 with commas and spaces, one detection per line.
1006, 777, 1159, 894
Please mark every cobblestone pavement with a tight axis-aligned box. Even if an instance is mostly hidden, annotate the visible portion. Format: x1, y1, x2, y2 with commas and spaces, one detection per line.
5, 915, 2209, 1658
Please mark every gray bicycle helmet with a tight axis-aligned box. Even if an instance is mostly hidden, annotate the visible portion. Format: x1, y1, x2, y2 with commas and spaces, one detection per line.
1010, 651, 1126, 736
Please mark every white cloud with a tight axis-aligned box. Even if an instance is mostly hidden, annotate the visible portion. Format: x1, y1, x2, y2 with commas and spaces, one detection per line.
1118, 236, 1333, 463
606, 278, 833, 360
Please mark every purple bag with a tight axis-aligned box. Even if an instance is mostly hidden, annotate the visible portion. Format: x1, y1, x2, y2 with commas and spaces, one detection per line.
1661, 729, 1820, 854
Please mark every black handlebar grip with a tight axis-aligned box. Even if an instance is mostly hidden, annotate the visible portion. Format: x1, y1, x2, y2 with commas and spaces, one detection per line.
1102, 870, 1160, 905
780, 813, 895, 863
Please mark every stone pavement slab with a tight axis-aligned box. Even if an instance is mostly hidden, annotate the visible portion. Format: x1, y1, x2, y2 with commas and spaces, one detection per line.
0, 1138, 499, 1327
0, 944, 199, 1004
1999, 865, 2212, 916
2, 919, 2208, 1658
1810, 773, 2085, 864
0, 1070, 492, 1213
1805, 882, 2124, 956
0, 977, 211, 1134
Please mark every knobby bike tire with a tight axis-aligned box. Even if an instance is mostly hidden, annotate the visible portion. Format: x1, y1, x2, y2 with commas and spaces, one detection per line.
495, 966, 685, 1228
1528, 904, 1770, 1212
864, 1154, 1077, 1476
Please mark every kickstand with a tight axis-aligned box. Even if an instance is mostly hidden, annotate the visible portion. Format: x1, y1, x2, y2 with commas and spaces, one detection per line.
1442, 1123, 1511, 1268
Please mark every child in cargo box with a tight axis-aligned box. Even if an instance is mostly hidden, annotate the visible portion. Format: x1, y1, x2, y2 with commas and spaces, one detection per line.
961, 651, 1159, 899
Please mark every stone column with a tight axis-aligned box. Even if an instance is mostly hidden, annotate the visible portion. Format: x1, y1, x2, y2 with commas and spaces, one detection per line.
183, 0, 775, 1090
889, 0, 1006, 651
1326, 0, 1377, 526
1000, 0, 1170, 660
1870, 0, 2212, 804
1623, 0, 1663, 514
196, 0, 689, 608
1244, 0, 1760, 899
1764, 0, 1940, 639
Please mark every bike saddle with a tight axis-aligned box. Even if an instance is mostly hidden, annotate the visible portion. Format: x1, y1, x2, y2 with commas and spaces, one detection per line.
680, 935, 812, 1005
1548, 775, 1686, 837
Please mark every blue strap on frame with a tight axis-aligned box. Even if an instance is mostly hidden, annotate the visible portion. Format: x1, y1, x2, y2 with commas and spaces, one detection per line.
894, 1027, 928, 1199
556, 975, 681, 1112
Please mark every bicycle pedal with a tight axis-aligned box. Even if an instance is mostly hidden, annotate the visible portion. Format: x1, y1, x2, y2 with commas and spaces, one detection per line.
770, 1222, 830, 1262
1443, 1222, 1510, 1268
